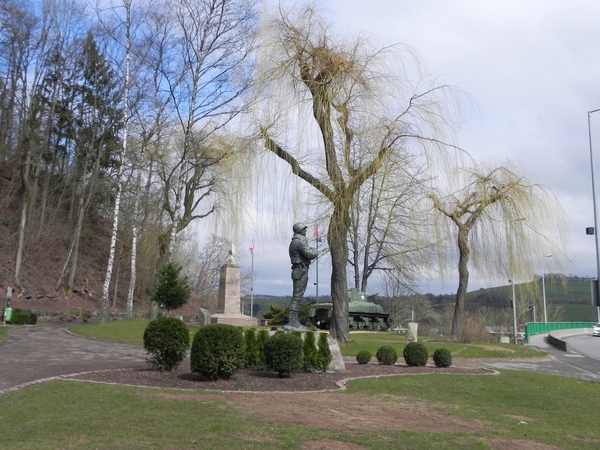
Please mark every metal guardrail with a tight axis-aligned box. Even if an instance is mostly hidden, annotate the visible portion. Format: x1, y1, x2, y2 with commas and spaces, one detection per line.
524, 322, 597, 343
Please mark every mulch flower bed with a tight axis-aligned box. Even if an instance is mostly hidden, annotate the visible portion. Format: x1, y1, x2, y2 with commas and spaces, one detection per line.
67, 361, 494, 392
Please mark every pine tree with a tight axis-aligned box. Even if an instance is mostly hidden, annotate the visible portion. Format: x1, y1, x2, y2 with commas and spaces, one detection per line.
151, 263, 190, 312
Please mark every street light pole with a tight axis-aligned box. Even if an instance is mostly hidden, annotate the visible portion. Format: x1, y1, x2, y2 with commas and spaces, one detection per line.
542, 254, 553, 323
249, 240, 254, 317
588, 109, 600, 318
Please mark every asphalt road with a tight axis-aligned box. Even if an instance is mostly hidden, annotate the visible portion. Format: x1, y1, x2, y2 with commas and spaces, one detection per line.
0, 325, 147, 395
563, 333, 600, 359
485, 332, 600, 383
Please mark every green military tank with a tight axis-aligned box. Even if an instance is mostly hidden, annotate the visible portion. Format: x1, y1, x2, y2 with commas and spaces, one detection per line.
308, 288, 393, 331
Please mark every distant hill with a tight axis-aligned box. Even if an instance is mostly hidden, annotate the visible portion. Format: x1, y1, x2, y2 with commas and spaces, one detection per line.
428, 275, 598, 322
245, 275, 599, 323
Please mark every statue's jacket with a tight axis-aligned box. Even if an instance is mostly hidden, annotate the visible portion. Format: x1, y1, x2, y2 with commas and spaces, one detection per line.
289, 233, 318, 269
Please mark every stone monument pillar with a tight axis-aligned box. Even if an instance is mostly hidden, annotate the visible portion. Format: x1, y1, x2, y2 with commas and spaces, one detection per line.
210, 244, 258, 327
217, 264, 241, 315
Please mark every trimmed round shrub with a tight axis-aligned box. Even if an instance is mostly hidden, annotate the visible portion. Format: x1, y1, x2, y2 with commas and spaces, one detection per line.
191, 324, 245, 380
403, 342, 429, 367
263, 332, 303, 377
376, 345, 398, 365
432, 348, 453, 368
356, 350, 372, 365
143, 317, 190, 371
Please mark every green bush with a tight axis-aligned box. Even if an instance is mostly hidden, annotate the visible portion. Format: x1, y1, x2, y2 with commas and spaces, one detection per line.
191, 324, 245, 380
254, 329, 269, 370
432, 348, 453, 368
10, 309, 37, 325
263, 332, 303, 377
262, 303, 314, 326
262, 304, 288, 325
244, 328, 264, 369
403, 342, 429, 367
257, 329, 269, 346
302, 331, 320, 372
317, 332, 333, 372
376, 345, 398, 365
143, 317, 190, 371
356, 350, 372, 364
150, 262, 190, 312
244, 328, 260, 369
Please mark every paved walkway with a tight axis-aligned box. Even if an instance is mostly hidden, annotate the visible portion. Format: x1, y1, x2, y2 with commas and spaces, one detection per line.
2, 326, 600, 396
0, 325, 147, 395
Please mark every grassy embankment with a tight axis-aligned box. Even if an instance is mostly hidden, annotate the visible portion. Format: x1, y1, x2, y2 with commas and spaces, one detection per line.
0, 324, 16, 341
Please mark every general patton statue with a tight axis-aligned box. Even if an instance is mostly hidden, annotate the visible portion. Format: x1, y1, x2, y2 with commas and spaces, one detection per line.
283, 222, 318, 331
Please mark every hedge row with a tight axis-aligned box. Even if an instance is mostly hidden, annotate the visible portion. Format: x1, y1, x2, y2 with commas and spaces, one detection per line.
143, 320, 333, 380
355, 342, 453, 368
4, 309, 38, 325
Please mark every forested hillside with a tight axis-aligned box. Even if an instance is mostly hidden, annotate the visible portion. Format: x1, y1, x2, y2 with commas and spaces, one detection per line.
0, 163, 150, 314
0, 1, 256, 318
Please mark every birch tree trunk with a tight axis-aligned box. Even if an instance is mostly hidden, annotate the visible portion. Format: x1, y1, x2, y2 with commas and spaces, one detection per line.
99, 0, 131, 323
126, 157, 144, 319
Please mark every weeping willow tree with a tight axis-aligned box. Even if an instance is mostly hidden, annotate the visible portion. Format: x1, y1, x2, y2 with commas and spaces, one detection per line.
255, 5, 464, 342
429, 163, 569, 339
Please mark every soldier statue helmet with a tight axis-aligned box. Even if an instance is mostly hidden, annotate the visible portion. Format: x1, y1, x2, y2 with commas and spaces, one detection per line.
292, 222, 307, 234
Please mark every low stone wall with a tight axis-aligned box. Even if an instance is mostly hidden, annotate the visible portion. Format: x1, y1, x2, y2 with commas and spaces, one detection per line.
35, 310, 198, 324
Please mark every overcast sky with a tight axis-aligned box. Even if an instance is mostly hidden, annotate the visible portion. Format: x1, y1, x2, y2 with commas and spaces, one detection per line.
229, 0, 600, 297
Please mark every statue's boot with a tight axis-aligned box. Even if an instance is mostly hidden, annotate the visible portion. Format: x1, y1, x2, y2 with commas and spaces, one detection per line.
283, 319, 307, 332
283, 308, 307, 332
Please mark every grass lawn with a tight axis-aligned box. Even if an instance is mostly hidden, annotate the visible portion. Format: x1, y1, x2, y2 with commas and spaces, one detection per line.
69, 320, 200, 344
345, 369, 600, 449
341, 331, 544, 359
1, 371, 599, 449
0, 324, 17, 341
2, 320, 598, 448
69, 321, 544, 360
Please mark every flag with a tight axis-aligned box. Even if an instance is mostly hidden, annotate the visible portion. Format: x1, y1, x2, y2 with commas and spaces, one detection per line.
314, 228, 322, 243
249, 243, 254, 255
